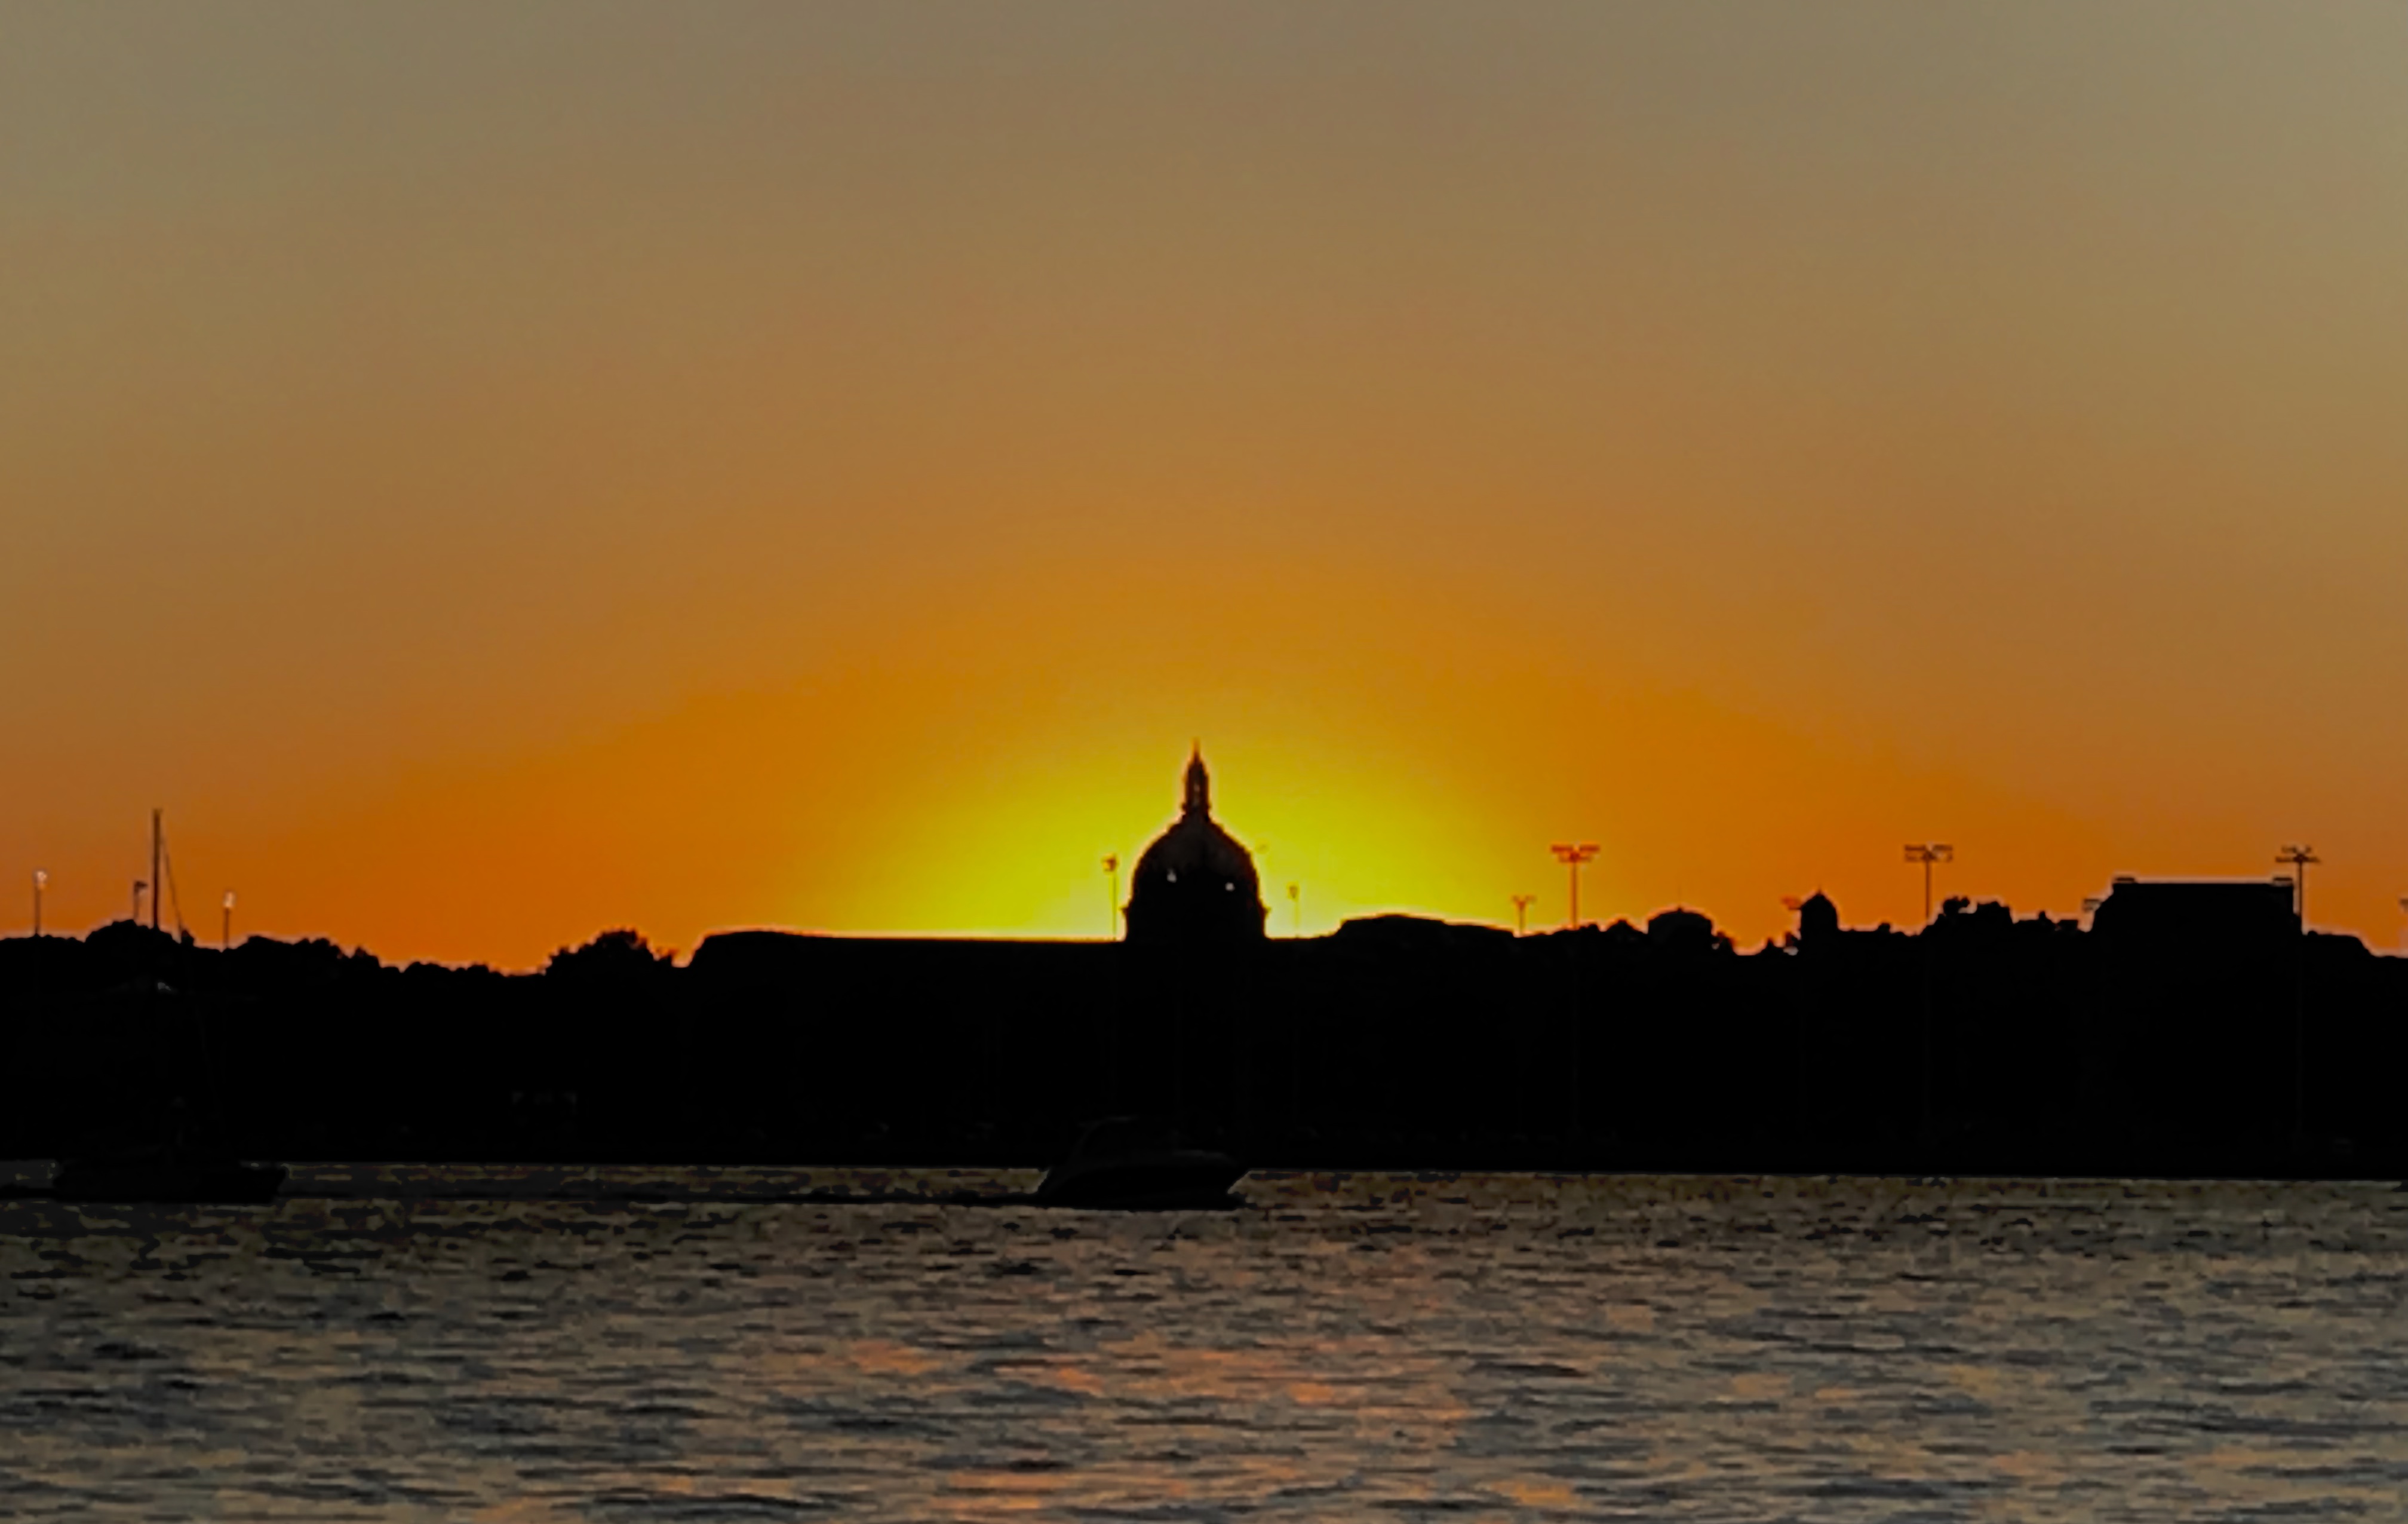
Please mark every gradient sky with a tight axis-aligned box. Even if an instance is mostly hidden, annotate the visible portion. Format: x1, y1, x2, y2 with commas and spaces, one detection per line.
7, 2, 2407, 966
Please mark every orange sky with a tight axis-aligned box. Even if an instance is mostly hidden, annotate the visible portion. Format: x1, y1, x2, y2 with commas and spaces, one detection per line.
7, 4, 2407, 967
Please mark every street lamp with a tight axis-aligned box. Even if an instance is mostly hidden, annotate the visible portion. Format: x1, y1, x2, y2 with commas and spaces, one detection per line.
1512, 894, 1535, 936
1550, 844, 1599, 929
32, 869, 45, 937
1903, 844, 1954, 925
222, 890, 236, 950
2276, 845, 2318, 924
1286, 882, 1300, 937
1101, 855, 1119, 940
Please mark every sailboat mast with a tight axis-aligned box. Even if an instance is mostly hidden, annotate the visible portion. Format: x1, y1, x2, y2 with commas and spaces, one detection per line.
150, 808, 162, 933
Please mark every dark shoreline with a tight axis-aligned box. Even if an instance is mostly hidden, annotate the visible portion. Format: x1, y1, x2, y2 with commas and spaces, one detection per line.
5, 1160, 2400, 1209
6, 893, 2402, 1183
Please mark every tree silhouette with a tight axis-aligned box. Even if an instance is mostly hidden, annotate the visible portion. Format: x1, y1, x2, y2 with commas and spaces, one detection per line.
546, 928, 671, 985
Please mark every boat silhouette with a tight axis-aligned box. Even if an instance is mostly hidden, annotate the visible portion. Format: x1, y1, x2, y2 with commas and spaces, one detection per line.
1035, 1117, 1246, 1209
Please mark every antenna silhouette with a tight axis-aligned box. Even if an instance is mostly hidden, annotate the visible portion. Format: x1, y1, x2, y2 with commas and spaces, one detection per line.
1511, 893, 1535, 936
1550, 844, 1599, 929
2275, 845, 2318, 924
1903, 843, 1953, 925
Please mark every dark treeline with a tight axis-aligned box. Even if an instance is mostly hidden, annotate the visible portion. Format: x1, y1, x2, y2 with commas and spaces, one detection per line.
3, 881, 2402, 1177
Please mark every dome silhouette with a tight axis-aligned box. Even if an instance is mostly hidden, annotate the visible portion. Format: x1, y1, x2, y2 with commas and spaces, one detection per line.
1124, 746, 1267, 945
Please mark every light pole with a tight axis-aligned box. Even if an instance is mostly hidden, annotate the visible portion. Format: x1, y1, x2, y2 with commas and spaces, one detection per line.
222, 890, 235, 950
31, 870, 45, 938
1101, 855, 1119, 940
1903, 843, 1954, 925
2276, 844, 2321, 1153
1512, 894, 1535, 936
1550, 844, 1599, 929
2276, 845, 2318, 925
1546, 850, 1600, 1140
1902, 842, 1954, 1148
131, 879, 146, 925
1286, 882, 1300, 937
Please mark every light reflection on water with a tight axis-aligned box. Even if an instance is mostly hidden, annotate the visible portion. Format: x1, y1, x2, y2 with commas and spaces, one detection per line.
5, 1169, 2408, 1520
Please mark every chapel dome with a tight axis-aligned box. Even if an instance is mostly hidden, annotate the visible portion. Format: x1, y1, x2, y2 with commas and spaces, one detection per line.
1124, 746, 1267, 945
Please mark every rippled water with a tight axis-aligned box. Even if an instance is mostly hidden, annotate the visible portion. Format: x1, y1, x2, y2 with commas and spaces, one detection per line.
6, 1168, 2408, 1520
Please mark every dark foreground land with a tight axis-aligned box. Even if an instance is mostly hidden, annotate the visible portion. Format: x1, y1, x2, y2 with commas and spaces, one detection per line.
3, 889, 2401, 1179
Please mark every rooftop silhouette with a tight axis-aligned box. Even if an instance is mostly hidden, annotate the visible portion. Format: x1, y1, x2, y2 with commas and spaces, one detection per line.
2, 861, 2402, 1180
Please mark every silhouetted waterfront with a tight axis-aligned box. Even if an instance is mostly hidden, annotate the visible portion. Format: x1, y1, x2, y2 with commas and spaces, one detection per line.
5, 877, 2403, 1178
7, 1168, 2408, 1519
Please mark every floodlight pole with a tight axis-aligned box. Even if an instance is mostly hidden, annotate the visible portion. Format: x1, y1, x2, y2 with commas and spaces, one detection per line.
2273, 844, 2323, 1157
2275, 845, 2318, 925
1903, 843, 1954, 925
1550, 844, 1599, 930
1902, 843, 1955, 1150
1547, 847, 1601, 1143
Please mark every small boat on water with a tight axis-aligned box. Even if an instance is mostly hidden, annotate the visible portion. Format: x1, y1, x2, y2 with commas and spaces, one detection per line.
50, 1151, 287, 1205
1036, 1117, 1246, 1209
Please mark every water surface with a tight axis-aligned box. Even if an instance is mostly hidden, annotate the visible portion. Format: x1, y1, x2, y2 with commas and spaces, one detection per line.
5, 1168, 2406, 1519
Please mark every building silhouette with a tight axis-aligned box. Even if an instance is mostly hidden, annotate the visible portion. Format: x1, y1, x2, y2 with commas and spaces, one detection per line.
1123, 746, 1267, 945
13, 818, 2408, 1178
2088, 875, 2299, 944
1796, 890, 1841, 947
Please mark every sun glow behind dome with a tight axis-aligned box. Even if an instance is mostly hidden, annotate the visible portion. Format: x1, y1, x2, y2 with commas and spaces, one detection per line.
833, 722, 1518, 943
9, 7, 2408, 965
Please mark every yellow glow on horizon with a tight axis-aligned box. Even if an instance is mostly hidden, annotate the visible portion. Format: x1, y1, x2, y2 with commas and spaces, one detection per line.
7, 7, 2408, 966
855, 736, 1510, 941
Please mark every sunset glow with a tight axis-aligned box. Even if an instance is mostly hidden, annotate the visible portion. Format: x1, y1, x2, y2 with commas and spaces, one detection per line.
7, 4, 2407, 966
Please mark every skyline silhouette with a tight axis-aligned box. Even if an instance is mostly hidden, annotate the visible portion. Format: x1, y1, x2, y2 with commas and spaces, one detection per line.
7, 781, 2393, 973
0, 753, 2382, 1186
4, 868, 2398, 1180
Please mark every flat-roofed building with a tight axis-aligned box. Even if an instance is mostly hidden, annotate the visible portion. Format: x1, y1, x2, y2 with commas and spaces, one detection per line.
2087, 875, 2300, 1167
2089, 875, 2298, 946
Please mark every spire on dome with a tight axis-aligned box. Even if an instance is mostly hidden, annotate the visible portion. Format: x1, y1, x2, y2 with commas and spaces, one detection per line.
1127, 743, 1266, 945
1183, 742, 1211, 816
